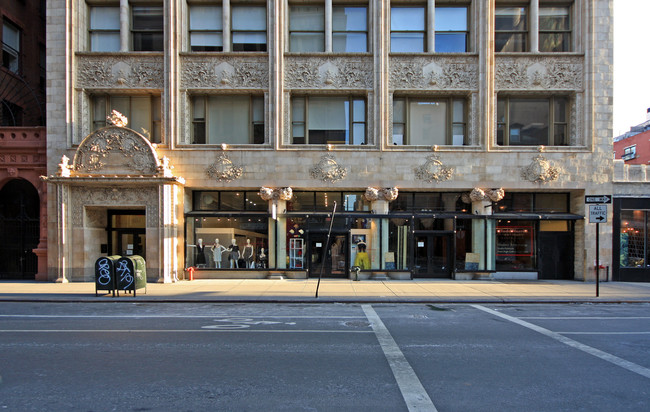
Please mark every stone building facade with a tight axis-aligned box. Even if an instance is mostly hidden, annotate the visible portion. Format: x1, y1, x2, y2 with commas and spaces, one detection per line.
45, 0, 614, 283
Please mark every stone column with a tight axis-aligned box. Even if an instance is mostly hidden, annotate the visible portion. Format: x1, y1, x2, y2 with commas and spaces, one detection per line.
120, 0, 129, 51
530, 0, 539, 53
427, 0, 436, 52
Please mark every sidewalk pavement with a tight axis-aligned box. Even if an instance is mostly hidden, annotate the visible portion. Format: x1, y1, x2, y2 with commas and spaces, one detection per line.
1, 279, 650, 303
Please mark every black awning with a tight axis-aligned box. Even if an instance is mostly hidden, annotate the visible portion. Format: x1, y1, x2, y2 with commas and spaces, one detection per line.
489, 213, 584, 221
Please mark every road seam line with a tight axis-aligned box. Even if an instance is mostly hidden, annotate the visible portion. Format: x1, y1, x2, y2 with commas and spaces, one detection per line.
472, 305, 650, 379
362, 304, 438, 412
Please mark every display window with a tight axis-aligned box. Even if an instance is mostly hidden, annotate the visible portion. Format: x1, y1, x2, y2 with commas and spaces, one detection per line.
495, 220, 535, 270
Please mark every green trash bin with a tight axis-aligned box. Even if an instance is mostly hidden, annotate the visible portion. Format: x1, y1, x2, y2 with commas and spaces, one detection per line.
115, 255, 147, 296
95, 255, 121, 297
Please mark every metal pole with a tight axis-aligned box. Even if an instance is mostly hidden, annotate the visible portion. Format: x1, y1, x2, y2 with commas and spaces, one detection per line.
315, 201, 337, 298
596, 222, 600, 297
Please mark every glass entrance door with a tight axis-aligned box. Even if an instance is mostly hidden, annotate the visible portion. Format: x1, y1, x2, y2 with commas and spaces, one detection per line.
414, 233, 452, 278
116, 230, 146, 258
308, 233, 347, 278
107, 210, 146, 259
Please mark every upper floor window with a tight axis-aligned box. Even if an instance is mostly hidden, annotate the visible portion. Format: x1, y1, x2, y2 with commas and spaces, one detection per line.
92, 94, 162, 143
622, 145, 637, 161
495, 7, 527, 52
189, 5, 223, 51
2, 20, 20, 73
496, 3, 572, 53
191, 95, 264, 145
132, 6, 164, 51
392, 97, 466, 146
291, 96, 366, 145
497, 96, 568, 146
539, 6, 570, 52
188, 4, 267, 52
89, 6, 120, 52
391, 5, 469, 53
289, 3, 368, 53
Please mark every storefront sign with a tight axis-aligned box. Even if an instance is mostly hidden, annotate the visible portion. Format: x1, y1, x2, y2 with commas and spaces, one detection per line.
496, 227, 533, 256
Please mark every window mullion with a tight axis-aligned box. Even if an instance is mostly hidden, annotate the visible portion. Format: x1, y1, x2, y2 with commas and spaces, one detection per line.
530, 0, 539, 53
120, 0, 129, 52
223, 0, 231, 52
427, 0, 435, 53
325, 0, 332, 52
549, 97, 554, 145
305, 97, 309, 145
504, 99, 510, 146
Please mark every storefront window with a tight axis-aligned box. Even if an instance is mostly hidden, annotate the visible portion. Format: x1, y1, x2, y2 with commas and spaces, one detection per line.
186, 216, 268, 269
496, 220, 535, 270
620, 210, 647, 268
387, 217, 410, 270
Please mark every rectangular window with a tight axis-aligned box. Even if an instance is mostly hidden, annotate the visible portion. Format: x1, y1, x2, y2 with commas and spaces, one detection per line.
495, 7, 528, 52
290, 5, 325, 52
620, 210, 648, 268
132, 5, 164, 51
435, 7, 468, 53
391, 7, 425, 52
189, 5, 223, 51
497, 96, 568, 146
291, 96, 366, 145
392, 97, 466, 146
332, 6, 368, 52
2, 20, 20, 72
89, 6, 120, 51
622, 145, 637, 161
232, 6, 267, 51
539, 6, 571, 52
191, 95, 264, 145
92, 95, 162, 143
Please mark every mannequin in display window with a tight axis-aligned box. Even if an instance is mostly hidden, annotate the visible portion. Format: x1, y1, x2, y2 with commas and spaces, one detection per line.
242, 238, 255, 268
211, 238, 227, 268
258, 248, 267, 268
195, 238, 207, 267
353, 242, 370, 270
228, 239, 240, 268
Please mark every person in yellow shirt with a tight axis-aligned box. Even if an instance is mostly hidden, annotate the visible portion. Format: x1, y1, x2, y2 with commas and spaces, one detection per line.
354, 242, 370, 270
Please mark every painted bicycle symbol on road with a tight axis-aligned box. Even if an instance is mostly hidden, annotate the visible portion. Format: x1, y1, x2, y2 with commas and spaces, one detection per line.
202, 318, 296, 329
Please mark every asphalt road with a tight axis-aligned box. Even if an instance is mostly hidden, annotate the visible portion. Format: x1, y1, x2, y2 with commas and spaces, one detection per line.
0, 302, 648, 412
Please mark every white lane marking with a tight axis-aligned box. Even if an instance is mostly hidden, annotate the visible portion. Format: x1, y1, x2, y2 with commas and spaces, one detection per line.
520, 317, 650, 320
362, 304, 437, 412
472, 305, 650, 380
0, 329, 373, 333
557, 332, 650, 335
0, 315, 365, 319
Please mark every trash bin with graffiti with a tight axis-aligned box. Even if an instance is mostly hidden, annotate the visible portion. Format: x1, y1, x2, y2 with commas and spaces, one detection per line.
95, 255, 121, 297
115, 256, 147, 296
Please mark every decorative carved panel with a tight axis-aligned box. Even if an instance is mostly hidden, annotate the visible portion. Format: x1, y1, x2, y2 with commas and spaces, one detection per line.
390, 56, 479, 90
496, 56, 583, 90
70, 186, 159, 227
73, 126, 160, 175
77, 55, 164, 89
181, 56, 269, 89
285, 56, 373, 89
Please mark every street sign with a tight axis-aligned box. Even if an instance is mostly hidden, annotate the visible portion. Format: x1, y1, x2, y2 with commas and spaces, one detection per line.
589, 205, 607, 223
585, 195, 612, 204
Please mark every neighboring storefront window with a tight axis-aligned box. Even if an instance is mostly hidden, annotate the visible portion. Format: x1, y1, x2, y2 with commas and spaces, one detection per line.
456, 218, 496, 272
496, 220, 535, 270
620, 210, 648, 268
186, 215, 269, 269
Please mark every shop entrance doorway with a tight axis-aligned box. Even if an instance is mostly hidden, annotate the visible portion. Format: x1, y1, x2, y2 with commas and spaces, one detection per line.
413, 233, 453, 278
107, 210, 146, 259
308, 233, 348, 278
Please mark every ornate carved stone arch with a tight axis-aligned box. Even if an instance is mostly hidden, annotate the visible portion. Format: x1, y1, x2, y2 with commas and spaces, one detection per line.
73, 126, 160, 175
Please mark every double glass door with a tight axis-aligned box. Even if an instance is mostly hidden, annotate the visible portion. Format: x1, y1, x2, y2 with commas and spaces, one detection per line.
414, 233, 453, 278
308, 233, 347, 278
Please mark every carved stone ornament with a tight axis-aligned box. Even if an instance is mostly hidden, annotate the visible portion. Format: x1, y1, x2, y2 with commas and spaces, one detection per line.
180, 56, 268, 89
77, 55, 164, 89
310, 154, 348, 183
390, 56, 479, 90
521, 152, 562, 184
415, 155, 454, 183
495, 56, 583, 90
57, 155, 72, 177
259, 187, 293, 201
285, 57, 373, 89
106, 110, 128, 127
73, 126, 159, 175
206, 153, 243, 182
461, 188, 505, 204
363, 187, 399, 202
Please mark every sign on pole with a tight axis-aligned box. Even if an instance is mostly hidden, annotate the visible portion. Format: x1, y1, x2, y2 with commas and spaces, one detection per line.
585, 195, 611, 204
589, 205, 607, 223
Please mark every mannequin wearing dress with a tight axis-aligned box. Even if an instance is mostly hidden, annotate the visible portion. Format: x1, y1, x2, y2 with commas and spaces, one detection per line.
258, 248, 267, 268
195, 238, 206, 267
228, 239, 240, 268
211, 238, 227, 268
242, 238, 255, 268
